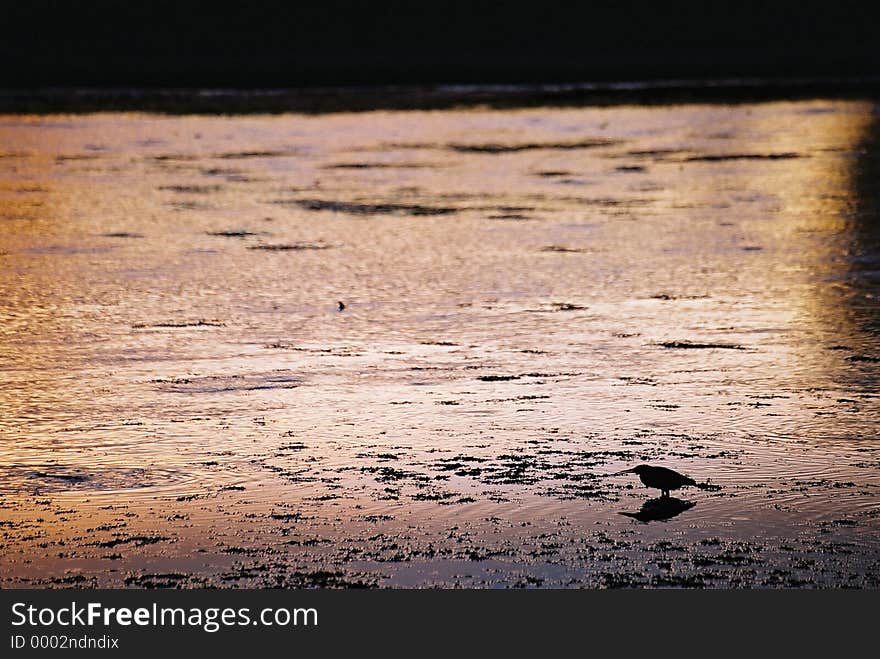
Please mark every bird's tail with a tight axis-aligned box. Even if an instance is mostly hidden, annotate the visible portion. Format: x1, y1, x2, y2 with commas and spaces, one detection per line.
684, 477, 697, 487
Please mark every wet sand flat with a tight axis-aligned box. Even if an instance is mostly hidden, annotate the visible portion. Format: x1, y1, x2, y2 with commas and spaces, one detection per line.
0, 100, 879, 588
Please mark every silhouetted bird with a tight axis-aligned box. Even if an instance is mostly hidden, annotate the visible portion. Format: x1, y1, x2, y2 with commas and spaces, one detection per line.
338, 301, 345, 311
619, 464, 696, 497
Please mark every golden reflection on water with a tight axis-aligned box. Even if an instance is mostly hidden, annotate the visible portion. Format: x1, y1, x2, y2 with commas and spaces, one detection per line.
1, 101, 879, 587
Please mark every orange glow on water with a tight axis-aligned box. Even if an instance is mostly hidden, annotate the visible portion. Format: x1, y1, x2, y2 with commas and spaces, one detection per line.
1, 101, 879, 587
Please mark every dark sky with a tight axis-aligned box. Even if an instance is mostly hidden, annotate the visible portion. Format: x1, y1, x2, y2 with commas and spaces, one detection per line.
4, 1, 879, 87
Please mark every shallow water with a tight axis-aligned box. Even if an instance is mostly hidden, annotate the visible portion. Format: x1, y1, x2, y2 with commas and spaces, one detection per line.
1, 100, 879, 587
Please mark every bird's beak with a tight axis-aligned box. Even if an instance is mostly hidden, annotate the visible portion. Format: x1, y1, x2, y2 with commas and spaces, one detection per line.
611, 468, 636, 476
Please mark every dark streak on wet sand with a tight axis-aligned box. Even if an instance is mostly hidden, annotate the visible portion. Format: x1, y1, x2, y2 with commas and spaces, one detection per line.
446, 138, 622, 153
207, 230, 264, 238
158, 185, 223, 194
683, 152, 805, 162
323, 162, 440, 169
132, 319, 226, 329
659, 341, 746, 350
277, 199, 459, 216
247, 242, 333, 251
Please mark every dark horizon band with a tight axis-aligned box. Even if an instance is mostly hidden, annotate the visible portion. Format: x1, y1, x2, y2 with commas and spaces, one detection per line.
4, 1, 879, 89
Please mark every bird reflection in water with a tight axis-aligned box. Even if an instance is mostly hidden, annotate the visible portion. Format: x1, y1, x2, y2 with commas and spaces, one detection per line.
619, 497, 696, 522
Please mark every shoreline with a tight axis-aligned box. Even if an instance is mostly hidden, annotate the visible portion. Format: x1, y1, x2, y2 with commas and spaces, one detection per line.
3, 77, 880, 115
